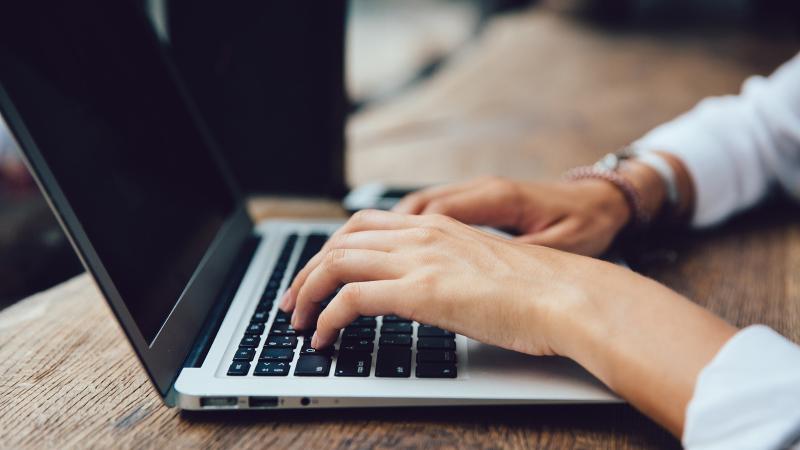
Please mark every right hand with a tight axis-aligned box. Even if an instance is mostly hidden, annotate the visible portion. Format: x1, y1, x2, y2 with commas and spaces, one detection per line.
280, 209, 614, 356
392, 176, 632, 257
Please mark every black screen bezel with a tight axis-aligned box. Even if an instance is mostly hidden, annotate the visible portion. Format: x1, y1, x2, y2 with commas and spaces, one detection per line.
0, 23, 253, 398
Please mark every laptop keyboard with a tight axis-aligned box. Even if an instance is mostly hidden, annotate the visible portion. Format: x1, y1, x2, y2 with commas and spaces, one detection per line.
227, 233, 458, 379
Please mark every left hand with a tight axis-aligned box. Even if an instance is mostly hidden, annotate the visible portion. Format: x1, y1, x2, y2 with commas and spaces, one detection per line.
391, 176, 632, 257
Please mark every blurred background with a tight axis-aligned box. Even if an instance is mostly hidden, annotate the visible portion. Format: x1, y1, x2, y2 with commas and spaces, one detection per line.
1, 0, 798, 308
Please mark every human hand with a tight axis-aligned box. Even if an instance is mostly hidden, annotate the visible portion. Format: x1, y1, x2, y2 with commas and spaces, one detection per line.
392, 176, 632, 257
279, 209, 606, 355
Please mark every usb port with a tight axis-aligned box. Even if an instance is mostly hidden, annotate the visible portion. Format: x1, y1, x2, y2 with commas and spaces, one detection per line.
200, 397, 238, 408
249, 396, 279, 408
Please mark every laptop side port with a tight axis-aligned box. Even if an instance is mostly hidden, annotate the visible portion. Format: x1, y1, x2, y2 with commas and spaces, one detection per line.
249, 396, 279, 408
200, 396, 238, 408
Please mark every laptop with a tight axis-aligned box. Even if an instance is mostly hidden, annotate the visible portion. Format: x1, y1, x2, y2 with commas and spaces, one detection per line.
0, 1, 617, 409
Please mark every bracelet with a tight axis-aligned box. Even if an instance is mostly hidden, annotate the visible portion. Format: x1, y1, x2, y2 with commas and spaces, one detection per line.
630, 150, 680, 210
563, 160, 650, 228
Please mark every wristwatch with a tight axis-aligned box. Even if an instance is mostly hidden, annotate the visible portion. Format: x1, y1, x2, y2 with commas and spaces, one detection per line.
627, 146, 680, 210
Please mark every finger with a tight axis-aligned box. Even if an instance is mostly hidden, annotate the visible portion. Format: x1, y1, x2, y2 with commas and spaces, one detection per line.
392, 179, 483, 214
514, 219, 578, 250
283, 227, 451, 313
324, 229, 413, 253
421, 189, 516, 228
312, 280, 409, 348
292, 249, 404, 330
280, 210, 419, 312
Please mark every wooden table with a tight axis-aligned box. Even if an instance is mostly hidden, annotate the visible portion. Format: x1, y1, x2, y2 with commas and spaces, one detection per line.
2, 7, 799, 449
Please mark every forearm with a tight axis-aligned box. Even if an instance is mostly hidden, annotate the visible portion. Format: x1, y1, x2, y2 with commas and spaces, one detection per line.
549, 260, 736, 436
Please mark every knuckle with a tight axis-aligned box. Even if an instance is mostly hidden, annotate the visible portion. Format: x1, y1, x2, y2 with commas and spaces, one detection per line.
429, 213, 457, 228
425, 199, 450, 215
324, 248, 349, 269
403, 192, 423, 204
420, 225, 447, 243
489, 176, 514, 191
410, 226, 437, 243
327, 234, 348, 250
338, 283, 362, 308
416, 270, 439, 292
351, 209, 375, 224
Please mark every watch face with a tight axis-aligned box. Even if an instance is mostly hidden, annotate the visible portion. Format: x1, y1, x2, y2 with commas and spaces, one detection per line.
597, 153, 621, 171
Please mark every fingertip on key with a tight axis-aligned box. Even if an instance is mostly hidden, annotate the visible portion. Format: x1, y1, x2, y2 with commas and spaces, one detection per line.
310, 332, 319, 349
278, 288, 293, 312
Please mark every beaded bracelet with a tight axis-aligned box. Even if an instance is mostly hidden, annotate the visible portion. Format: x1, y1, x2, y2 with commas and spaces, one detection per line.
562, 154, 650, 228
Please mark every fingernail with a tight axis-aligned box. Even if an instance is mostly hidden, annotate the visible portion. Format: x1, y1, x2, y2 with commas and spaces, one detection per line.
311, 332, 319, 348
291, 313, 298, 329
278, 288, 292, 311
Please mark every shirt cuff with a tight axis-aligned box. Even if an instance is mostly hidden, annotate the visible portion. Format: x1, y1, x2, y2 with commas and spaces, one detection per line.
632, 98, 756, 229
683, 325, 800, 450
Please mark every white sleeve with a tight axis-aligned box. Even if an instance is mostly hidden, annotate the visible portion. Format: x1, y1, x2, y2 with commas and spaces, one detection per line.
683, 325, 800, 450
634, 52, 800, 228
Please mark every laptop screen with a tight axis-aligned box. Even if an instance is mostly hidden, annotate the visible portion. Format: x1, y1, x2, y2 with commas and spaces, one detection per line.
0, 1, 236, 344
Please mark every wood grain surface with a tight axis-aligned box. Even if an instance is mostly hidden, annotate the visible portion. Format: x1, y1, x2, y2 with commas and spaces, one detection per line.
2, 6, 799, 449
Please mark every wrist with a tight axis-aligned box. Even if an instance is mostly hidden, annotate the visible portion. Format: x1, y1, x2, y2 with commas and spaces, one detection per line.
617, 160, 668, 223
542, 256, 628, 361
543, 258, 737, 435
583, 178, 633, 231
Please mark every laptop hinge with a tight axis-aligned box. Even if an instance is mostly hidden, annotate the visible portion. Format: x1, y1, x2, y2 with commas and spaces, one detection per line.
180, 233, 262, 371
164, 386, 178, 408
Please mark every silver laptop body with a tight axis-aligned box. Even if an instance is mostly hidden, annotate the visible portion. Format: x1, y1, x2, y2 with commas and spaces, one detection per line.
0, 1, 617, 410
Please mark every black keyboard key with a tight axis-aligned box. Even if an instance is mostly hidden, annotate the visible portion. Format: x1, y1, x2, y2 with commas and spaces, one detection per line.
416, 350, 457, 364
265, 335, 297, 348
375, 348, 411, 377
274, 238, 296, 266
343, 324, 370, 332
416, 363, 457, 378
227, 361, 250, 376
273, 311, 291, 324
270, 323, 297, 336
254, 361, 290, 376
417, 325, 456, 338
380, 323, 412, 335
382, 315, 412, 324
259, 348, 294, 361
379, 334, 412, 347
292, 234, 327, 279
252, 310, 269, 323
245, 323, 265, 335
299, 343, 336, 357
342, 328, 376, 340
233, 348, 256, 362
240, 336, 260, 348
417, 337, 456, 351
335, 352, 372, 377
294, 355, 332, 376
351, 316, 377, 328
340, 339, 374, 353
